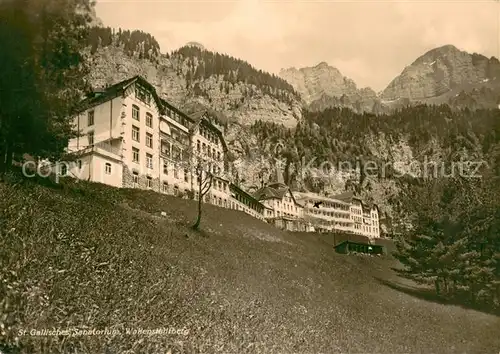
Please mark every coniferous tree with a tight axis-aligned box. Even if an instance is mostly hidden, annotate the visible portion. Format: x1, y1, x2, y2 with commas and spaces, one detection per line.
0, 0, 94, 177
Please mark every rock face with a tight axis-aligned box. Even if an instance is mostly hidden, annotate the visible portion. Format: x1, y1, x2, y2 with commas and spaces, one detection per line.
281, 46, 500, 113
87, 46, 302, 128
382, 44, 500, 101
279, 62, 382, 113
278, 62, 379, 103
279, 62, 361, 104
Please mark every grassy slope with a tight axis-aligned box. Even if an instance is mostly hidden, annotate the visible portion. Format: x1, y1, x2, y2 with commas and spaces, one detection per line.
1, 176, 499, 353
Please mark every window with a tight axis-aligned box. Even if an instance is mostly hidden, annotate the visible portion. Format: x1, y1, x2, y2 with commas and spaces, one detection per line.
132, 147, 139, 163
132, 105, 140, 120
132, 171, 139, 185
162, 182, 168, 193
161, 142, 171, 157
202, 143, 206, 153
174, 186, 179, 196
105, 163, 111, 174
132, 126, 140, 142
146, 113, 153, 128
146, 153, 153, 169
146, 176, 152, 188
60, 164, 67, 176
88, 110, 94, 126
208, 148, 211, 158
88, 131, 94, 146
217, 151, 221, 160
197, 140, 200, 152
174, 167, 178, 179
163, 162, 168, 175
146, 133, 153, 148
184, 168, 189, 182
78, 160, 82, 169
212, 148, 216, 159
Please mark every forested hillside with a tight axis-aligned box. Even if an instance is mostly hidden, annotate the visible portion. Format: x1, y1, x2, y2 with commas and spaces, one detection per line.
247, 105, 500, 224
85, 27, 303, 127
171, 46, 300, 105
87, 26, 160, 59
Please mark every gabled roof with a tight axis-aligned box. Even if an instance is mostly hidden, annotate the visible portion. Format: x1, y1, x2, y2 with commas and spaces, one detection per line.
253, 184, 304, 207
253, 186, 287, 200
77, 76, 165, 114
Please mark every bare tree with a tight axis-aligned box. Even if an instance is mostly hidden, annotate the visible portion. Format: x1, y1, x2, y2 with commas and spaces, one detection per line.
192, 160, 213, 230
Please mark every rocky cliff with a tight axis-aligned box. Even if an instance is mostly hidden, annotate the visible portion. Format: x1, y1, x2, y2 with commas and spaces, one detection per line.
279, 62, 382, 113
381, 44, 500, 104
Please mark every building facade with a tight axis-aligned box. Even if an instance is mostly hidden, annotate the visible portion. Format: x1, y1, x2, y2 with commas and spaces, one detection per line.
66, 76, 230, 206
253, 168, 310, 231
297, 192, 381, 239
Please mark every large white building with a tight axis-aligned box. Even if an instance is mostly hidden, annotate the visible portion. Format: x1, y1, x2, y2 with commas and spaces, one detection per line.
66, 76, 231, 205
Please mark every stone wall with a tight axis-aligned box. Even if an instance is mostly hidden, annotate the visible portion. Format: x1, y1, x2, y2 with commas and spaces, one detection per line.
122, 165, 161, 192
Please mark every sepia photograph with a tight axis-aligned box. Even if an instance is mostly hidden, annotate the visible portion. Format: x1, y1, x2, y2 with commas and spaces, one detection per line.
1, 0, 499, 352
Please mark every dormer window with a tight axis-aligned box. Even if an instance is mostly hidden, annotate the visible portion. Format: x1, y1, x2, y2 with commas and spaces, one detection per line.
135, 85, 151, 105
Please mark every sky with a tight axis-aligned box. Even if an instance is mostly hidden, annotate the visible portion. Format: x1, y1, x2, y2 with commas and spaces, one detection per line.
95, 0, 500, 92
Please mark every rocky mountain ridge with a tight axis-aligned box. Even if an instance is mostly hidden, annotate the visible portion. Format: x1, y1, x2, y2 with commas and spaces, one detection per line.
279, 45, 500, 113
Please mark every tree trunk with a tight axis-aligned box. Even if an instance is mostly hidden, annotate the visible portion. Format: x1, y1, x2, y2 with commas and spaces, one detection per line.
0, 140, 12, 180
435, 278, 441, 296
5, 141, 13, 170
0, 142, 5, 179
192, 180, 203, 230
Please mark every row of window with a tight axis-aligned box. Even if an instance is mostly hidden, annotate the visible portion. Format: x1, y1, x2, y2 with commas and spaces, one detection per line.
272, 210, 299, 219
165, 107, 192, 129
310, 208, 351, 219
132, 126, 154, 148
275, 200, 299, 214
199, 126, 219, 145
312, 201, 350, 211
132, 105, 153, 128
353, 224, 378, 233
197, 140, 221, 160
60, 161, 111, 176
132, 148, 154, 169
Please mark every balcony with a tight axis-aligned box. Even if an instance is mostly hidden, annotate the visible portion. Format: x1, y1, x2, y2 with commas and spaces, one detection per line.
160, 133, 190, 148
70, 139, 123, 161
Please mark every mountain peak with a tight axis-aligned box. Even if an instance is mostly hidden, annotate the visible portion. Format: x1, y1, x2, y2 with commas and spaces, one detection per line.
382, 44, 500, 102
184, 41, 205, 50
315, 61, 330, 68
